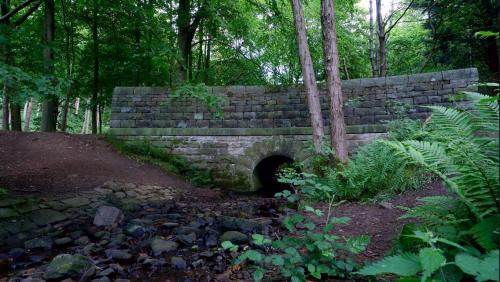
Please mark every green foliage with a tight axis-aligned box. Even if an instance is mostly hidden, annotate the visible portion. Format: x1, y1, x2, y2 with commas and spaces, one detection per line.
226, 171, 369, 281
359, 91, 500, 281
171, 83, 225, 119
106, 136, 213, 187
358, 230, 499, 282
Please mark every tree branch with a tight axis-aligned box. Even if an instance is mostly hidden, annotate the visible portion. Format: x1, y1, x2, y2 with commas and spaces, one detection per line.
384, 0, 416, 36
14, 0, 41, 26
0, 0, 37, 23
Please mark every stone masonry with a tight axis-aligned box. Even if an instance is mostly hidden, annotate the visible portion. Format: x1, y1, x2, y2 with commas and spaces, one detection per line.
109, 68, 478, 191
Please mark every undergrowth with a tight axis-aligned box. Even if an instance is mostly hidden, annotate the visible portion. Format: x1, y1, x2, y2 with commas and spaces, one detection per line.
105, 135, 213, 187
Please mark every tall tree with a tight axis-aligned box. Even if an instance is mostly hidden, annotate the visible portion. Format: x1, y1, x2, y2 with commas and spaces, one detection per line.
290, 0, 324, 153
41, 0, 57, 132
373, 0, 415, 77
91, 0, 99, 134
176, 0, 206, 82
321, 0, 348, 162
1, 0, 10, 131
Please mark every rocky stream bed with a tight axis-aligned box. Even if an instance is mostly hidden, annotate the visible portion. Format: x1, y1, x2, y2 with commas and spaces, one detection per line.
0, 181, 285, 282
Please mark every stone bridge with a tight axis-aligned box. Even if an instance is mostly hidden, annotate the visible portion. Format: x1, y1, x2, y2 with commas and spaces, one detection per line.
109, 68, 478, 192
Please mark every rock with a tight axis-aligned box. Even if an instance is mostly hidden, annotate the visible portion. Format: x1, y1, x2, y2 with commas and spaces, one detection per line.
94, 231, 111, 239
176, 226, 200, 235
30, 209, 68, 226
106, 249, 132, 260
177, 233, 196, 245
0, 198, 25, 207
125, 224, 146, 238
119, 198, 141, 211
115, 192, 126, 199
380, 202, 394, 209
61, 197, 91, 208
204, 228, 219, 247
114, 279, 130, 282
0, 207, 19, 218
93, 206, 124, 226
199, 251, 214, 258
220, 231, 248, 244
150, 238, 178, 256
220, 216, 271, 233
20, 279, 45, 282
75, 236, 90, 245
25, 236, 53, 251
98, 268, 114, 277
44, 254, 94, 280
171, 256, 186, 271
55, 237, 72, 246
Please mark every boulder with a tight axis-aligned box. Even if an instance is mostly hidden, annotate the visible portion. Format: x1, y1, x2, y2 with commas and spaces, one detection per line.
30, 209, 68, 226
44, 254, 93, 280
150, 238, 178, 256
93, 206, 123, 226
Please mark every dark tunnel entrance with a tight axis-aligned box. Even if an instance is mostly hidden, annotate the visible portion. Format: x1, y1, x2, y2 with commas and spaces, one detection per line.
253, 155, 294, 197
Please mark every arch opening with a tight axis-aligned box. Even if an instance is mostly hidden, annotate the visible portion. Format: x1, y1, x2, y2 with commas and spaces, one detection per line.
253, 155, 294, 197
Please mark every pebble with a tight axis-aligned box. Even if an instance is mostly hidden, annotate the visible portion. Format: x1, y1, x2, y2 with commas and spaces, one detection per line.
171, 256, 187, 271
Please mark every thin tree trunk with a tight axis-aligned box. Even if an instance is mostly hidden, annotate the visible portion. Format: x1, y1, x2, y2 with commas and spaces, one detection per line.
24, 97, 32, 131
60, 0, 73, 132
2, 94, 9, 131
9, 102, 21, 130
204, 37, 211, 84
41, 0, 58, 132
375, 0, 387, 77
74, 97, 80, 115
342, 57, 350, 80
369, 0, 377, 76
91, 0, 99, 134
290, 0, 324, 153
321, 0, 348, 162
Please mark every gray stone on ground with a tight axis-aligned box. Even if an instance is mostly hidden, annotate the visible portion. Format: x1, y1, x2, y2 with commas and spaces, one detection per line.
150, 238, 178, 256
0, 207, 19, 218
220, 231, 248, 244
44, 254, 94, 280
105, 249, 132, 260
55, 237, 72, 245
25, 236, 53, 250
30, 209, 68, 226
61, 197, 91, 208
171, 256, 186, 271
93, 206, 123, 226
220, 216, 272, 233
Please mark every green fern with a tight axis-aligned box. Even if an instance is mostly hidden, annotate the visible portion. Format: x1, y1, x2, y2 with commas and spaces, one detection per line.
380, 93, 499, 220
356, 253, 421, 276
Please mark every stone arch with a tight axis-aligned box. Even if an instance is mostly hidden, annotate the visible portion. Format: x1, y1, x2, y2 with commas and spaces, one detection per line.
236, 136, 308, 192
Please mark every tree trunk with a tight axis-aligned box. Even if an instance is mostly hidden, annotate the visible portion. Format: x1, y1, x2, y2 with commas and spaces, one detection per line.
204, 37, 211, 84
24, 97, 32, 131
9, 102, 21, 130
74, 97, 80, 115
369, 0, 377, 77
321, 0, 348, 162
60, 0, 73, 132
91, 0, 99, 134
290, 0, 324, 153
2, 94, 9, 131
61, 83, 72, 131
177, 0, 191, 82
41, 0, 58, 132
375, 0, 387, 77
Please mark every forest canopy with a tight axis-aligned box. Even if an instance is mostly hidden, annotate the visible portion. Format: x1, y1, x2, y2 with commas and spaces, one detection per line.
0, 0, 498, 134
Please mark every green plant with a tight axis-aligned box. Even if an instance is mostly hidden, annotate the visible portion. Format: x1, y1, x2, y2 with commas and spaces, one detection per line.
358, 230, 499, 282
359, 90, 499, 281
171, 83, 225, 119
223, 171, 368, 282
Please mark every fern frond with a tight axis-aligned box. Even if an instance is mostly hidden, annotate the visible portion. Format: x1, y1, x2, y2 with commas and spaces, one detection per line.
425, 105, 474, 138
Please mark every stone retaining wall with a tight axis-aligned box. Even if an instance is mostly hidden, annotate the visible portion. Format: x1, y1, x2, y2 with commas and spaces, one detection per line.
109, 68, 478, 191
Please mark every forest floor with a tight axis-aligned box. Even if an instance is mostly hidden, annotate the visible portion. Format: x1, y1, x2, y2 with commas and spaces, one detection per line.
0, 131, 447, 281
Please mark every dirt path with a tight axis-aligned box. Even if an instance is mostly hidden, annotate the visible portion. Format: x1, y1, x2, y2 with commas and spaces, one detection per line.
0, 131, 193, 197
